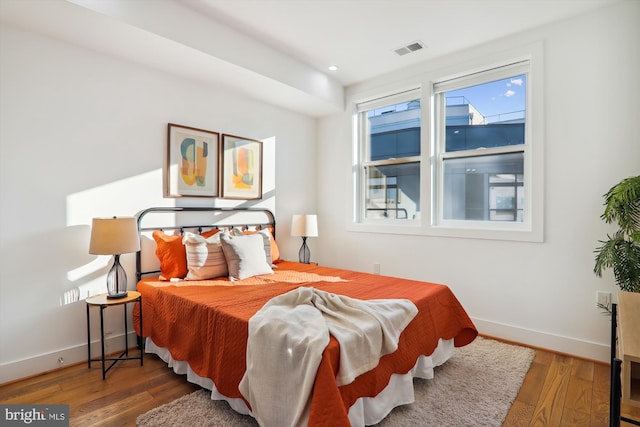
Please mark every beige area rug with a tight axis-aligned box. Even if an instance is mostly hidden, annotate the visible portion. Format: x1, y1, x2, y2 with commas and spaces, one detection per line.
136, 337, 535, 427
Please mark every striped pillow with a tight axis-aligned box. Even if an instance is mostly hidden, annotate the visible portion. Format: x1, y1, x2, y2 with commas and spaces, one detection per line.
183, 232, 228, 280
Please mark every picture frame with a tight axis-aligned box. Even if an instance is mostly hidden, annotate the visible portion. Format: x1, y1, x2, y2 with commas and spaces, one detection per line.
220, 134, 263, 200
166, 123, 219, 198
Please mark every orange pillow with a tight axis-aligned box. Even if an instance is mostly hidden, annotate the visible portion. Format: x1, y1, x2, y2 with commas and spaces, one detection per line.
153, 230, 186, 280
152, 229, 219, 280
201, 229, 219, 238
270, 234, 280, 262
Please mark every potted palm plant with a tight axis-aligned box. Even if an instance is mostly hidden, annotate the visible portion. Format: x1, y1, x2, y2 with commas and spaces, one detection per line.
594, 175, 640, 298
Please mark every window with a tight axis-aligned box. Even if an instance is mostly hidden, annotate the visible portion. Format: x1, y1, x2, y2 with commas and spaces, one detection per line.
355, 90, 421, 222
432, 60, 538, 238
352, 45, 543, 241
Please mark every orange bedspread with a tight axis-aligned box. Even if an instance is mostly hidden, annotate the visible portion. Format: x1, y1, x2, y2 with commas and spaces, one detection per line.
133, 261, 477, 426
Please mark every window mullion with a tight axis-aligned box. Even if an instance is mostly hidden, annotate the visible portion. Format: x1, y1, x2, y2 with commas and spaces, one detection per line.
441, 146, 525, 160
364, 156, 421, 167
358, 112, 369, 222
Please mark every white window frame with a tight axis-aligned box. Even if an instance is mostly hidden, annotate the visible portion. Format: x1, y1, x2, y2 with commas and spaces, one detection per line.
426, 46, 543, 242
352, 88, 424, 230
349, 42, 543, 242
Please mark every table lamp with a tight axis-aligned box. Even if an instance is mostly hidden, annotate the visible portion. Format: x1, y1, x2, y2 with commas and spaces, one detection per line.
291, 214, 318, 264
89, 216, 140, 299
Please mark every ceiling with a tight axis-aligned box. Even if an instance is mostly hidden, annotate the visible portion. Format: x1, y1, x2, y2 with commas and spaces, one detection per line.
0, 0, 621, 116
182, 0, 618, 87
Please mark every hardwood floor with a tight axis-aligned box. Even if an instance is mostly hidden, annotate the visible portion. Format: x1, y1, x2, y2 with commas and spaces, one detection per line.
0, 353, 199, 427
1, 346, 639, 426
504, 348, 640, 427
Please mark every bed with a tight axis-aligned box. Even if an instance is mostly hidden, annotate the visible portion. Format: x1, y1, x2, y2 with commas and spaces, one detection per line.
132, 207, 477, 426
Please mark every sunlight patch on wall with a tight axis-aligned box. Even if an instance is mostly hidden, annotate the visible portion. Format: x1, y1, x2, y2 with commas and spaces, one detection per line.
60, 256, 111, 305
64, 168, 169, 305
66, 169, 167, 226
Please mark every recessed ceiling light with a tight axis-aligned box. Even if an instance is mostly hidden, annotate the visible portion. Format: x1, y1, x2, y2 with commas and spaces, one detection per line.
328, 65, 339, 71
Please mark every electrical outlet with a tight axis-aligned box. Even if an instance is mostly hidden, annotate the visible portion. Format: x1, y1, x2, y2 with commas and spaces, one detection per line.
596, 291, 611, 307
373, 263, 380, 275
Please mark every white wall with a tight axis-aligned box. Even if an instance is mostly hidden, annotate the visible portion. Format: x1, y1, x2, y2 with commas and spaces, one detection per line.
1, 0, 637, 385
317, 0, 640, 362
0, 25, 317, 383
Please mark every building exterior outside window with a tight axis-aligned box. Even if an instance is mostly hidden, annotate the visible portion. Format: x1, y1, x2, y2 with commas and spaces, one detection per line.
357, 90, 421, 222
439, 80, 526, 222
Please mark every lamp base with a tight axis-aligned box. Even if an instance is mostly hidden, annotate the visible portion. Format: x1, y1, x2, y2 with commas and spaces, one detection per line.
107, 291, 128, 299
298, 237, 311, 264
106, 254, 129, 299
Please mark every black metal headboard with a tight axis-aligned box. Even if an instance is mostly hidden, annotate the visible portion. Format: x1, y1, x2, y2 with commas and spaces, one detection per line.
135, 206, 276, 282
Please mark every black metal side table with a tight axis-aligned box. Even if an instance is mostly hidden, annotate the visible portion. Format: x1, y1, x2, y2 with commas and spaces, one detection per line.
86, 291, 143, 379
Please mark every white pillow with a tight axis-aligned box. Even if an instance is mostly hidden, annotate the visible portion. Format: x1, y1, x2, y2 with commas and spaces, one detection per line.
220, 233, 274, 280
183, 232, 228, 280
230, 227, 276, 267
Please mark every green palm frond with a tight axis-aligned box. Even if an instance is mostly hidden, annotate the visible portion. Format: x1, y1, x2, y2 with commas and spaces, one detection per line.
594, 232, 624, 276
601, 175, 640, 235
595, 175, 640, 293
594, 233, 640, 293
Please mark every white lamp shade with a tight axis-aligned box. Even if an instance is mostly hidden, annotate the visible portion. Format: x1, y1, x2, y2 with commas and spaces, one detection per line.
291, 214, 318, 237
89, 217, 141, 255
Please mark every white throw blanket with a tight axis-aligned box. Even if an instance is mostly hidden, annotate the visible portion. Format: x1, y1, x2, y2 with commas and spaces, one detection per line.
238, 287, 418, 427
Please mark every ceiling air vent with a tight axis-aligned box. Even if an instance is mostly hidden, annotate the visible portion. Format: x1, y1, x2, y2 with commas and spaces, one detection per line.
394, 41, 425, 56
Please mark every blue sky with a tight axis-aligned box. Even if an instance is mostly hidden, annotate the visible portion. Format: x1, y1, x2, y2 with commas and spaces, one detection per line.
368, 73, 527, 121
447, 74, 526, 122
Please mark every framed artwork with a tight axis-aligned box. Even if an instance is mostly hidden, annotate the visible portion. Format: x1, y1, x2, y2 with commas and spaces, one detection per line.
220, 134, 263, 200
166, 123, 219, 197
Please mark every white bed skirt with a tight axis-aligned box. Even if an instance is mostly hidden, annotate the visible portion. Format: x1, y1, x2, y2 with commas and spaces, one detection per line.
145, 337, 454, 426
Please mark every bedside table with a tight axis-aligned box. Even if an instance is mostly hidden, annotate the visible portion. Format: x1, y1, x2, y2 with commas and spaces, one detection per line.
86, 291, 143, 379
610, 292, 640, 426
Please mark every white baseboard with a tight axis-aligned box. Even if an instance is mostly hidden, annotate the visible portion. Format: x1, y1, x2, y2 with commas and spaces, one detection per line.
472, 317, 610, 363
0, 331, 139, 384
1, 319, 611, 384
